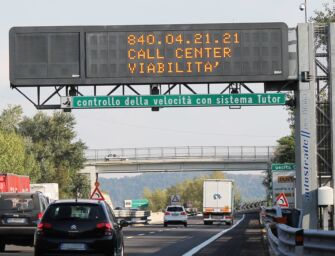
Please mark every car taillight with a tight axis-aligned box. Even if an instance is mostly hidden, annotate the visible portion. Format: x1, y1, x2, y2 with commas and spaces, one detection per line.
165, 212, 171, 215
96, 222, 113, 235
225, 216, 232, 219
37, 222, 52, 231
37, 212, 43, 220
181, 212, 187, 215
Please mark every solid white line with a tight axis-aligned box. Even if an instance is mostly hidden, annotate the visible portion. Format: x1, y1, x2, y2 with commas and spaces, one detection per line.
182, 215, 245, 256
138, 233, 145, 236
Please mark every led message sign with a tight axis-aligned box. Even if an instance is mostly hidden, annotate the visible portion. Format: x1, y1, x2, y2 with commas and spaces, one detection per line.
60, 93, 286, 109
10, 23, 288, 86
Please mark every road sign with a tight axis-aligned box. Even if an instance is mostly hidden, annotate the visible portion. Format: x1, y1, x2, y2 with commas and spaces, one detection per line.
275, 192, 289, 207
10, 23, 289, 86
61, 93, 286, 109
131, 199, 149, 209
272, 163, 296, 171
272, 163, 295, 208
171, 195, 181, 205
90, 186, 105, 201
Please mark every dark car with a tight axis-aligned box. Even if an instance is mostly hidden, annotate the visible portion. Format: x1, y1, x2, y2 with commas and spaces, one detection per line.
34, 199, 128, 256
0, 192, 49, 251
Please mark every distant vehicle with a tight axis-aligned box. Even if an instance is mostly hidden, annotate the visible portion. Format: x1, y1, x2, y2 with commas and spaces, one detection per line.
203, 179, 234, 225
105, 154, 128, 161
0, 173, 30, 192
164, 205, 188, 227
30, 183, 59, 202
34, 199, 128, 256
0, 192, 49, 251
185, 207, 198, 216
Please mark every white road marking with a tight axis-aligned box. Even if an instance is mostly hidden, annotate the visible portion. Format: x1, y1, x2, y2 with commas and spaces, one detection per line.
182, 215, 246, 256
149, 231, 155, 234
126, 236, 134, 239
138, 233, 145, 236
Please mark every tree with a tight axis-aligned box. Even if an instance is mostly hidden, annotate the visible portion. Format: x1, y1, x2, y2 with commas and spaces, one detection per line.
272, 132, 295, 163
0, 106, 38, 179
19, 111, 88, 198
310, 3, 335, 23
143, 171, 243, 212
0, 105, 23, 133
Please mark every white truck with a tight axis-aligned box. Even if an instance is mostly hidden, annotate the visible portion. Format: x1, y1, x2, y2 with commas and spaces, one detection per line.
30, 183, 59, 202
203, 179, 234, 225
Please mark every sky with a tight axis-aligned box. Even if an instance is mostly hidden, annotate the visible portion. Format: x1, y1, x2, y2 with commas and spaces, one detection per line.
0, 0, 330, 150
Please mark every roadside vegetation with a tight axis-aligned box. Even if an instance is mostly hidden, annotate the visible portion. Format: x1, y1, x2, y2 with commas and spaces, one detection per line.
0, 105, 90, 198
143, 171, 241, 212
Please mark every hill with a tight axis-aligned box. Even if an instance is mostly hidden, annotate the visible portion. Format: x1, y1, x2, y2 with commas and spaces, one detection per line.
100, 172, 266, 208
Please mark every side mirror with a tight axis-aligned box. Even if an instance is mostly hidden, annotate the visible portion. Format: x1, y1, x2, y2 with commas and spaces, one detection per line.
119, 220, 129, 228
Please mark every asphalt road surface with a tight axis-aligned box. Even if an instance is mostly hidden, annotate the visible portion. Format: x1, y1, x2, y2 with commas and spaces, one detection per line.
0, 213, 268, 256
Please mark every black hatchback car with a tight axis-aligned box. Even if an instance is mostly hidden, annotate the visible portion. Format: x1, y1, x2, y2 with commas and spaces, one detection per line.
34, 199, 128, 256
0, 192, 49, 251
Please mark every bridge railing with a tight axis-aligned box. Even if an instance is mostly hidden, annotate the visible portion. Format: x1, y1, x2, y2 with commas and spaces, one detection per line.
85, 146, 276, 161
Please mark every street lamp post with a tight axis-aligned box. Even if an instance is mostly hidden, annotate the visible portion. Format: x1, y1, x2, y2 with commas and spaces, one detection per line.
304, 0, 307, 23
299, 0, 307, 23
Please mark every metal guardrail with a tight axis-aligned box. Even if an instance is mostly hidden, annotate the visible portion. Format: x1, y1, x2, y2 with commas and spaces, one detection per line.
267, 223, 335, 256
86, 146, 276, 162
236, 200, 267, 213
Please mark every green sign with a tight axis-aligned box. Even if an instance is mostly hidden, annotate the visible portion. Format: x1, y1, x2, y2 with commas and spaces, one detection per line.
131, 199, 149, 209
271, 163, 296, 171
61, 93, 286, 109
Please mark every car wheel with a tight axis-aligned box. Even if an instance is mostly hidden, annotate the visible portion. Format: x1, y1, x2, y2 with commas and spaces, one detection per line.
164, 223, 167, 227
0, 241, 5, 252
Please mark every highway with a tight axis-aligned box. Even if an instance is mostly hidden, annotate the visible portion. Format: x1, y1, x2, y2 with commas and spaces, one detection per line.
0, 213, 267, 256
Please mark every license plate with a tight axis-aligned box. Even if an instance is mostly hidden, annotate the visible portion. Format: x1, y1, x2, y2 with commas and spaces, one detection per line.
172, 213, 179, 216
7, 218, 26, 224
60, 243, 87, 251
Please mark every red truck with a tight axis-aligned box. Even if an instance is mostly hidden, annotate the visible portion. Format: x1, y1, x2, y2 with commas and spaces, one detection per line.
0, 174, 30, 192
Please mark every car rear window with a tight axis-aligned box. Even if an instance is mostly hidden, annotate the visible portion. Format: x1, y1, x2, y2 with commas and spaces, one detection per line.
167, 206, 184, 212
0, 194, 36, 212
43, 204, 104, 221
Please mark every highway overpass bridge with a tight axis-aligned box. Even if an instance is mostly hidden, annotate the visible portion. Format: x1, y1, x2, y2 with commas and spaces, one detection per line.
80, 146, 276, 188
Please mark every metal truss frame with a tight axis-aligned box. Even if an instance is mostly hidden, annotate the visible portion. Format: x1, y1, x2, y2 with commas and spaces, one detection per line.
314, 25, 332, 181
11, 82, 276, 110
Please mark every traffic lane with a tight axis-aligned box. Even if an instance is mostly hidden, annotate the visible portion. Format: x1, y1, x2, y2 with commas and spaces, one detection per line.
124, 217, 238, 256
195, 213, 269, 256
0, 245, 33, 255
0, 216, 238, 256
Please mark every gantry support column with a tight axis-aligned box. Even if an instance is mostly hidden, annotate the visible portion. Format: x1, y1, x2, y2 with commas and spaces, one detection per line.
329, 23, 335, 230
295, 23, 318, 229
